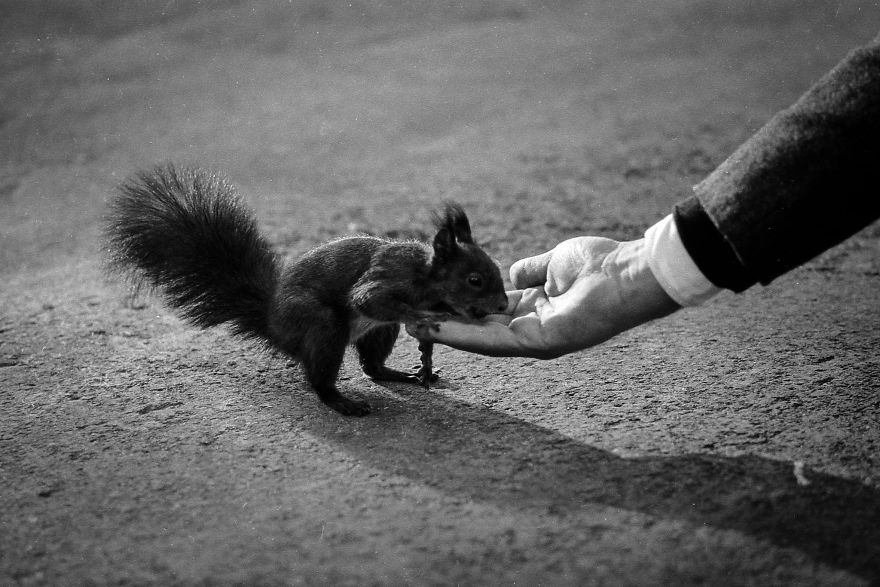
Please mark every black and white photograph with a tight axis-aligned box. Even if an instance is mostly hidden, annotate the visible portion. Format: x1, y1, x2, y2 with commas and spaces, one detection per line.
1, 1, 878, 584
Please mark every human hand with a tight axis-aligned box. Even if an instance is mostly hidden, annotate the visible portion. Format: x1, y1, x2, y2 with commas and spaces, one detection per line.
406, 236, 681, 358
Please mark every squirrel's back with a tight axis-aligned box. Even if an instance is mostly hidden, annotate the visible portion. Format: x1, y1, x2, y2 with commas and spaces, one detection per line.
105, 164, 280, 339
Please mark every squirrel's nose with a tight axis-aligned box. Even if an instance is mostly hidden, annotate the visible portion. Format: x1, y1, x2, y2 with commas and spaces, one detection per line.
497, 293, 508, 312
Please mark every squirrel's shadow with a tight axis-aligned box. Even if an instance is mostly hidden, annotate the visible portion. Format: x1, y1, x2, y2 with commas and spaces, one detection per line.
258, 377, 880, 582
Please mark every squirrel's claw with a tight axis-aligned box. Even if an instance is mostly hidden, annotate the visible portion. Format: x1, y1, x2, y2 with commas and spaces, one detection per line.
414, 368, 440, 390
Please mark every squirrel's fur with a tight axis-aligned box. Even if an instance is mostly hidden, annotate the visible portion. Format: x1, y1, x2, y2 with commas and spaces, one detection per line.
105, 164, 507, 416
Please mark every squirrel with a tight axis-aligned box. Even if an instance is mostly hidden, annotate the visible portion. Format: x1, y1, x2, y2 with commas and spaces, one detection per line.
104, 164, 508, 416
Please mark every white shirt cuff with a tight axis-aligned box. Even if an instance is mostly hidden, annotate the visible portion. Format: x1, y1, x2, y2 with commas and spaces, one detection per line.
644, 214, 721, 307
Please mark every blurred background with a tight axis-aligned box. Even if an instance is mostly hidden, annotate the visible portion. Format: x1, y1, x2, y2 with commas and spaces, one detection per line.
2, 0, 876, 273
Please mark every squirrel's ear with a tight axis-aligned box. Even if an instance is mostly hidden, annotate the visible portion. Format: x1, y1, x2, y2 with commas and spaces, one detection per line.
447, 203, 474, 244
432, 226, 457, 262
434, 202, 474, 245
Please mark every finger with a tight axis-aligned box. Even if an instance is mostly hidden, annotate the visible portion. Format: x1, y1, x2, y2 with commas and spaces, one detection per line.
403, 288, 550, 356
499, 289, 523, 315
510, 250, 553, 289
483, 313, 513, 326
421, 319, 532, 357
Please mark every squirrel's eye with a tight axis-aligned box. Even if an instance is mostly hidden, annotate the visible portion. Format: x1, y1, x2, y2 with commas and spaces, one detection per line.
466, 273, 484, 289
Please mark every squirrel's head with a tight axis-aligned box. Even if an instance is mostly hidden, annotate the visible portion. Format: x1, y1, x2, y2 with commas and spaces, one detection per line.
429, 203, 508, 320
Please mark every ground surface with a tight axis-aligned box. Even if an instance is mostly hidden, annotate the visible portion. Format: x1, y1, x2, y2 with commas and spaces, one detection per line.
2, 1, 879, 585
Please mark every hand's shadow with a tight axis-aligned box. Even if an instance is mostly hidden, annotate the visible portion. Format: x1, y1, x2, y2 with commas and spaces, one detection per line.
286, 383, 880, 582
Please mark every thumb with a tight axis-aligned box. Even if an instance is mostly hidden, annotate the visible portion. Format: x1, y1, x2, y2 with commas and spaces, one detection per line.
510, 250, 552, 289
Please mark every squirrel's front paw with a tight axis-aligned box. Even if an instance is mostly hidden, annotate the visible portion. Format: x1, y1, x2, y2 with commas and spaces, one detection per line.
413, 365, 440, 387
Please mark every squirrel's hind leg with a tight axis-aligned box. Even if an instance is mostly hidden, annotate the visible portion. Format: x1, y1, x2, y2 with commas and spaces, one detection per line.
357, 324, 438, 385
271, 289, 370, 416
301, 335, 370, 416
280, 308, 370, 417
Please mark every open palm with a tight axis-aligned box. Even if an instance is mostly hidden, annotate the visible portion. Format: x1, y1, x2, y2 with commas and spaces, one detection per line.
408, 237, 680, 358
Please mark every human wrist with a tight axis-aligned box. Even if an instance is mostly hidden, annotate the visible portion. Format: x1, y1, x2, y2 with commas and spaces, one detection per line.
602, 238, 681, 329
643, 214, 722, 307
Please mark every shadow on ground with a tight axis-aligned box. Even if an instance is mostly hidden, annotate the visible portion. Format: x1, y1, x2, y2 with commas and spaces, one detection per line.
238, 379, 880, 582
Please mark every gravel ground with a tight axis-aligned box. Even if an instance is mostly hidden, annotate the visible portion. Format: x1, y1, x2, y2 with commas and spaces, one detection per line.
2, 1, 879, 584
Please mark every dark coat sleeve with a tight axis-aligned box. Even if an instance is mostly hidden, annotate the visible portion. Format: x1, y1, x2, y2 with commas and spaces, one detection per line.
673, 33, 880, 292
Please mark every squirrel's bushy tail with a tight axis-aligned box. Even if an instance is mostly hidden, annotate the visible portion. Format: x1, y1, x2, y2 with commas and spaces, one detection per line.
105, 164, 280, 340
